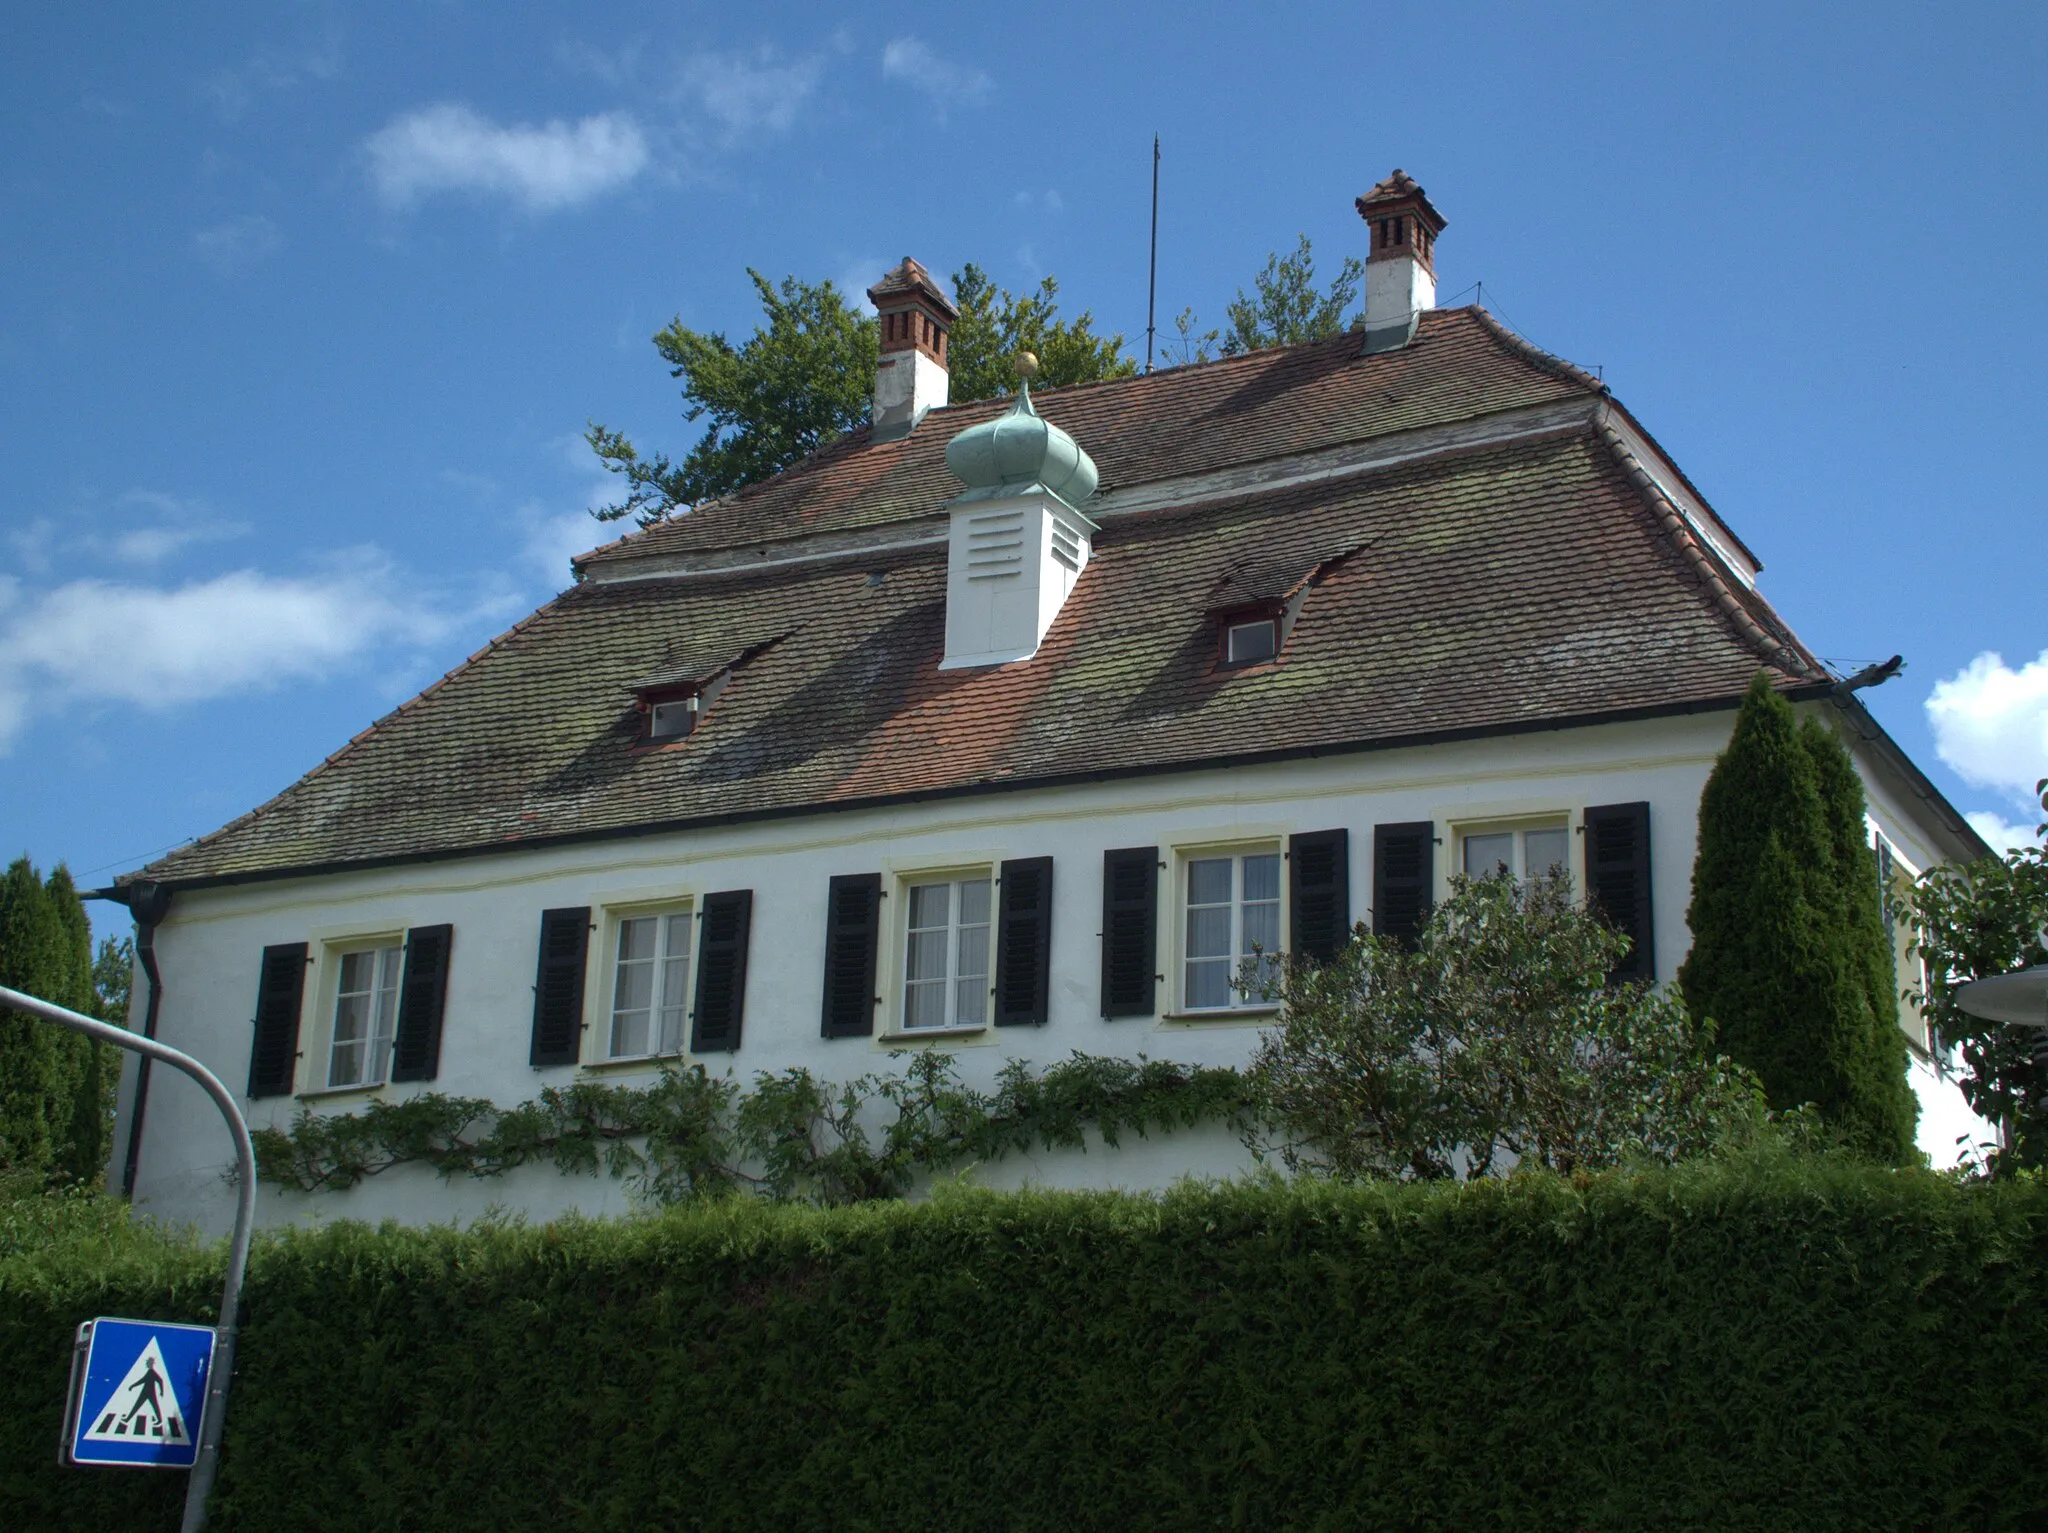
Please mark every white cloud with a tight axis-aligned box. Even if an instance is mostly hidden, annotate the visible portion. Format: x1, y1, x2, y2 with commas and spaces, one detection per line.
203, 26, 346, 121
556, 39, 644, 89
1927, 650, 2048, 809
0, 559, 485, 753
192, 214, 282, 273
678, 50, 822, 137
107, 521, 247, 566
880, 38, 993, 117
1966, 811, 2045, 853
522, 506, 604, 588
6, 490, 248, 574
365, 104, 649, 212
833, 257, 891, 315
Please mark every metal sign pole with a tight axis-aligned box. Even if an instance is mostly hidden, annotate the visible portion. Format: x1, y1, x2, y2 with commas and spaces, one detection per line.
1, 984, 256, 1533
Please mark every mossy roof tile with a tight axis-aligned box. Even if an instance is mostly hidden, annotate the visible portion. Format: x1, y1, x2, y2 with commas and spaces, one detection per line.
142, 419, 1819, 885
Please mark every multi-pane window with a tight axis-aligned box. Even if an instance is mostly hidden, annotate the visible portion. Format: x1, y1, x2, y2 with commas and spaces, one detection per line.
1183, 851, 1281, 1011
609, 911, 693, 1059
903, 876, 991, 1030
1461, 825, 1570, 884
328, 945, 401, 1089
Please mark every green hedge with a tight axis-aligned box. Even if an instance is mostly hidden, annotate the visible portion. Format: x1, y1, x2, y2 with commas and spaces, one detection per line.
5, 1161, 2046, 1531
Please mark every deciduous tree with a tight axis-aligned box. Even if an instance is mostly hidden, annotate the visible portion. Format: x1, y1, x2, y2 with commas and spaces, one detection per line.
589, 264, 1133, 526
1250, 872, 1761, 1180
1163, 234, 1364, 365
1904, 783, 2048, 1172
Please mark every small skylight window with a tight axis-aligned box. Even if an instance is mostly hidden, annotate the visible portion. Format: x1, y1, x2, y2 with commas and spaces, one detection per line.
1223, 618, 1279, 667
647, 695, 699, 741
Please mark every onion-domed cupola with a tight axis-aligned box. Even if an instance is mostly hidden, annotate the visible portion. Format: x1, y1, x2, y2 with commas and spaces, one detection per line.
943, 376, 1100, 509
938, 355, 1100, 670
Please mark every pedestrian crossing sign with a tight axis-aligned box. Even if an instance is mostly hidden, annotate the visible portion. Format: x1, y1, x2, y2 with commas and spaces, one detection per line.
62, 1317, 215, 1469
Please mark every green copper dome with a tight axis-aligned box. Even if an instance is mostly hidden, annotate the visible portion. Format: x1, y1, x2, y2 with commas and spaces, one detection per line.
943, 382, 1099, 509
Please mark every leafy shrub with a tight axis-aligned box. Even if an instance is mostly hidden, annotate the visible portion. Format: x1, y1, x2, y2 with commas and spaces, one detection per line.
1906, 835, 2048, 1172
1251, 872, 1764, 1179
254, 1050, 1253, 1207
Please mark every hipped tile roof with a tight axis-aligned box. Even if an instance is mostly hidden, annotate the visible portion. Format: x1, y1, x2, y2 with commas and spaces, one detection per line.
140, 309, 1822, 886
577, 307, 1594, 566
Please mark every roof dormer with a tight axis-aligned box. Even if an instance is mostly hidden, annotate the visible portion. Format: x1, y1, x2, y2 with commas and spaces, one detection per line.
938, 354, 1100, 670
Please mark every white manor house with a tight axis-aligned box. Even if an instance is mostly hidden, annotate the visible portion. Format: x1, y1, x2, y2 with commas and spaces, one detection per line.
103, 173, 1987, 1232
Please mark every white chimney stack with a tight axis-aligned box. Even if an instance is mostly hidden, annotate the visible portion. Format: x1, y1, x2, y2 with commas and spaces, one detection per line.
867, 257, 956, 441
1356, 169, 1447, 353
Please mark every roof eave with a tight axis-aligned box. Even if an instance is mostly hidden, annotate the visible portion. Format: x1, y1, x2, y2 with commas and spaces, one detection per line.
126, 689, 1781, 895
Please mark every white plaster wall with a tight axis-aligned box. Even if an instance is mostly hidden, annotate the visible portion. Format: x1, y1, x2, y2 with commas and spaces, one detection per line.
1911, 1054, 1997, 1170
1364, 257, 1433, 331
120, 704, 1972, 1235
872, 348, 948, 429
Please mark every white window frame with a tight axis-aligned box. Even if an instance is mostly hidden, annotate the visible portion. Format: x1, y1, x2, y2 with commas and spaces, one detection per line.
599, 901, 696, 1063
1453, 817, 1573, 886
318, 935, 405, 1093
646, 695, 699, 741
1173, 841, 1285, 1016
893, 865, 995, 1036
1223, 617, 1279, 666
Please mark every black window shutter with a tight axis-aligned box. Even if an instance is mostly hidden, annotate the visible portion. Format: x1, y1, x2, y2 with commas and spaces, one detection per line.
1875, 836, 1896, 947
690, 890, 753, 1053
1372, 822, 1435, 950
821, 874, 882, 1038
1100, 847, 1159, 1018
529, 907, 590, 1067
1585, 802, 1655, 984
1289, 829, 1351, 963
995, 857, 1054, 1026
390, 924, 453, 1082
247, 942, 308, 1098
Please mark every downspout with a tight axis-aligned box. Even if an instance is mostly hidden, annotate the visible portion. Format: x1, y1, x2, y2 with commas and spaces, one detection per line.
98, 880, 174, 1198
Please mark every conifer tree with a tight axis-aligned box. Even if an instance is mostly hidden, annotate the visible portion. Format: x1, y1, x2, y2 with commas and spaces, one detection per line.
1679, 675, 1917, 1162
1803, 715, 1918, 1153
0, 857, 118, 1181
0, 858, 64, 1170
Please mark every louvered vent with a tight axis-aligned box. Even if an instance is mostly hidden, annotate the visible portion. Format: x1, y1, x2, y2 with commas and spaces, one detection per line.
965, 510, 1026, 581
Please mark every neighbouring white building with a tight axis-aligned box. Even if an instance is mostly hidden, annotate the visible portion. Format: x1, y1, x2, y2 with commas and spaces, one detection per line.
103, 173, 1990, 1235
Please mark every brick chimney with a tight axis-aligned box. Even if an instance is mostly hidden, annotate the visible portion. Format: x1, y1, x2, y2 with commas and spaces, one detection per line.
867, 257, 957, 441
1355, 170, 1446, 353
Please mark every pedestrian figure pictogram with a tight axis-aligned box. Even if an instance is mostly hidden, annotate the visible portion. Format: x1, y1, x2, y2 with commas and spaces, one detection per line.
86, 1339, 186, 1443
63, 1318, 214, 1469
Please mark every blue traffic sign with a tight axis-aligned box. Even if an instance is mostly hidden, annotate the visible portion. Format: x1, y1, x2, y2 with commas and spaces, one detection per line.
63, 1317, 216, 1469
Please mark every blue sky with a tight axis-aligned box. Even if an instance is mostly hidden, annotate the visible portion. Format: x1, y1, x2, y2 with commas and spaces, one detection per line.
4, 2, 2044, 932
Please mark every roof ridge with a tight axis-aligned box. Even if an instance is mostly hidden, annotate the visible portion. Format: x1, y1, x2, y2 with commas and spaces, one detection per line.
1467, 306, 1607, 394
582, 314, 1526, 570
1595, 422, 1823, 681
576, 422, 885, 569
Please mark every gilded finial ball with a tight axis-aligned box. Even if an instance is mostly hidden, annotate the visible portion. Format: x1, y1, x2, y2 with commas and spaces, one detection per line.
1013, 350, 1040, 379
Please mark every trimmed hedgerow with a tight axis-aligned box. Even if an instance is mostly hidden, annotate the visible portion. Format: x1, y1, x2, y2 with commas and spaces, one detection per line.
4, 1160, 2046, 1531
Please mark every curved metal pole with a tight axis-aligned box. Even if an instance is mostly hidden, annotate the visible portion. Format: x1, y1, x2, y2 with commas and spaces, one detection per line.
0, 984, 254, 1533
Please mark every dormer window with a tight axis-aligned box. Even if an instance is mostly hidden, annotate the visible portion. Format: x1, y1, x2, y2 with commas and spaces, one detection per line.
647, 694, 699, 741
631, 632, 787, 748
1223, 617, 1279, 667
1206, 544, 1360, 674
